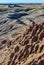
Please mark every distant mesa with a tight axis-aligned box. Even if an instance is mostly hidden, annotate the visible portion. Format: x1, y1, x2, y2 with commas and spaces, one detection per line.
8, 4, 22, 8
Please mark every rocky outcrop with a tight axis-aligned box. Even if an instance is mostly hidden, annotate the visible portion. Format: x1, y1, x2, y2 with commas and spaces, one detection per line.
0, 22, 44, 65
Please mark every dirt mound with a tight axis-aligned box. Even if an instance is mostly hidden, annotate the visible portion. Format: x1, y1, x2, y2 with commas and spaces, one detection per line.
1, 22, 44, 65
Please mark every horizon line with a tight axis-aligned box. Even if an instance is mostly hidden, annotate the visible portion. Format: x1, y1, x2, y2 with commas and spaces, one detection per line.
0, 3, 44, 5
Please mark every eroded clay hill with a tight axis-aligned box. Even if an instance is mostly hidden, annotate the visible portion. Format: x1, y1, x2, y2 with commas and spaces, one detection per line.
1, 22, 44, 65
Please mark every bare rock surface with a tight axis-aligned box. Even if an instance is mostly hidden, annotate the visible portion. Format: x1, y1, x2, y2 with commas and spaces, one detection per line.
0, 22, 44, 65
0, 5, 44, 65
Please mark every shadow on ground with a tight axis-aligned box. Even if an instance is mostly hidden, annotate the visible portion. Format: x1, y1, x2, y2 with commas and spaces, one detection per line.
8, 13, 28, 19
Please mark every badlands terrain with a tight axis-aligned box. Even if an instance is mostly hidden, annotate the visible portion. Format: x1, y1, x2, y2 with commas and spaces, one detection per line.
0, 4, 44, 65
